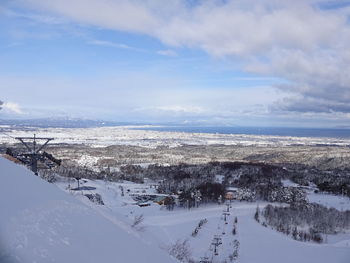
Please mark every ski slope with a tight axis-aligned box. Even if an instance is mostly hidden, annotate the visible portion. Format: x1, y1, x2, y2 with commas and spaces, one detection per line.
0, 158, 177, 263
55, 177, 350, 263
1, 157, 350, 263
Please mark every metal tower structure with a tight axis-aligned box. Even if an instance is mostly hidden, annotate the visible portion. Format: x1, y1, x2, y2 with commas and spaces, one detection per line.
211, 235, 222, 256
6, 134, 61, 175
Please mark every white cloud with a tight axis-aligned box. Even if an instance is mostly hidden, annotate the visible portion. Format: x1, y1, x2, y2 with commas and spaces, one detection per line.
157, 105, 203, 113
16, 0, 161, 33
88, 40, 131, 49
87, 39, 146, 52
156, 49, 177, 56
0, 73, 283, 121
2, 102, 23, 114
19, 0, 349, 55
3, 8, 68, 25
10, 0, 350, 116
135, 105, 205, 114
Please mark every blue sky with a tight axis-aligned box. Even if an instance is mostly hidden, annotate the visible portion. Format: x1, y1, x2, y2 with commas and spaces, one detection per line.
1, 0, 350, 127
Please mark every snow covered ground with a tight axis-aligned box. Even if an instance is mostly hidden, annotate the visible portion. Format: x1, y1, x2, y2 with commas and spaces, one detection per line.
0, 158, 177, 263
283, 179, 350, 211
1, 127, 350, 263
53, 174, 350, 263
307, 191, 350, 211
1, 125, 349, 148
1, 157, 350, 262
282, 179, 350, 211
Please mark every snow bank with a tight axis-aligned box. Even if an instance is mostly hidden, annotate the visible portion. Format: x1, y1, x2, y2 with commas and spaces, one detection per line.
0, 158, 177, 263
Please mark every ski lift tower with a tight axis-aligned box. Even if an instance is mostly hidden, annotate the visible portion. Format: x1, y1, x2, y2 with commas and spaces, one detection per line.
12, 134, 61, 175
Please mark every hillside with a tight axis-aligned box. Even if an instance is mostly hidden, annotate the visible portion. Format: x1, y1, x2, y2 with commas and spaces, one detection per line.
0, 157, 177, 263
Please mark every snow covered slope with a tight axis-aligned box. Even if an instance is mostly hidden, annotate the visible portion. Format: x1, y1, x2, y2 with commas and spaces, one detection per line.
55, 177, 350, 263
0, 158, 177, 263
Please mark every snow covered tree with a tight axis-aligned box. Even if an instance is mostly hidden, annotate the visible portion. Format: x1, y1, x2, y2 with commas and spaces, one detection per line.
229, 239, 240, 262
254, 206, 260, 222
232, 225, 237, 235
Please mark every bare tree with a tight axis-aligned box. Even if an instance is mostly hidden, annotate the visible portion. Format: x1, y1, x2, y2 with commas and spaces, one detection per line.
131, 214, 145, 231
167, 239, 193, 263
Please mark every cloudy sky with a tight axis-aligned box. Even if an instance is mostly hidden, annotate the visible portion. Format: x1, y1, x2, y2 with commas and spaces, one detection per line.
1, 0, 350, 127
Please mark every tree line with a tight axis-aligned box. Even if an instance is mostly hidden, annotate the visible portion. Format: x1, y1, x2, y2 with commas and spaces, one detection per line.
259, 203, 350, 243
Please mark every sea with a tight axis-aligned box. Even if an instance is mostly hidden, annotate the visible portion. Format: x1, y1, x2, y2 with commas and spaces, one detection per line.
135, 126, 350, 139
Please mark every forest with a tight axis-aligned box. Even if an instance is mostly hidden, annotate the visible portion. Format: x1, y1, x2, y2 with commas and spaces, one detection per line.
258, 203, 350, 243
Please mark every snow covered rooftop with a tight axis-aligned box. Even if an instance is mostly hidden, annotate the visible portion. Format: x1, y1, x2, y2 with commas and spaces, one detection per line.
0, 157, 177, 263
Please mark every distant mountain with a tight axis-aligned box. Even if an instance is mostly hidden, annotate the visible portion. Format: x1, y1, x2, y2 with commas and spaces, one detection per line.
0, 118, 135, 128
